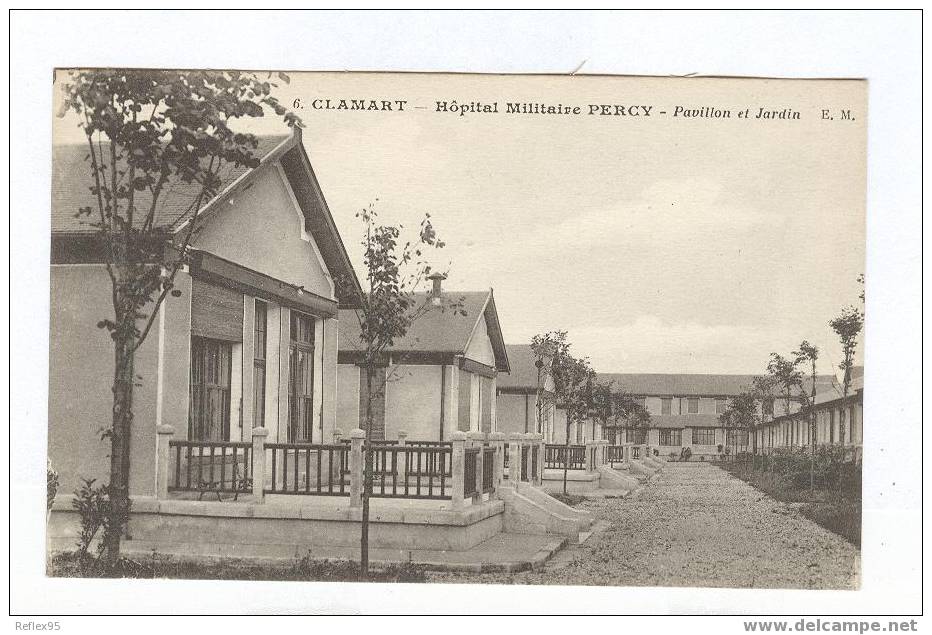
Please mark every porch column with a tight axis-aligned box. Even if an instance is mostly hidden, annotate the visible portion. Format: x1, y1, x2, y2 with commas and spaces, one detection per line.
251, 427, 268, 503
533, 433, 545, 486
349, 428, 365, 508
397, 430, 408, 446
451, 431, 467, 510
585, 440, 597, 473
332, 428, 343, 444
508, 433, 522, 484
155, 425, 174, 500
467, 431, 484, 500
489, 431, 506, 490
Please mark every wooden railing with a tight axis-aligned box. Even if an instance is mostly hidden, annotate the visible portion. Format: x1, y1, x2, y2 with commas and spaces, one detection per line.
482, 446, 496, 493
464, 447, 479, 498
159, 430, 502, 506
266, 443, 348, 496
606, 445, 625, 465
366, 444, 452, 500
544, 444, 586, 470
168, 440, 252, 499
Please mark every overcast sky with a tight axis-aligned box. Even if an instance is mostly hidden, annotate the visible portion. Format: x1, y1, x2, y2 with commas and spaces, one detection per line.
53, 72, 866, 376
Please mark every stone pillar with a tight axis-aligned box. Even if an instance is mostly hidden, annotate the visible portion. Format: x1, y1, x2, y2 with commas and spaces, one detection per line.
585, 440, 597, 472
489, 431, 506, 490
251, 427, 268, 503
332, 428, 343, 444
451, 431, 467, 510
508, 433, 522, 484
532, 433, 545, 486
155, 425, 174, 500
397, 429, 407, 446
349, 428, 365, 508
467, 431, 484, 499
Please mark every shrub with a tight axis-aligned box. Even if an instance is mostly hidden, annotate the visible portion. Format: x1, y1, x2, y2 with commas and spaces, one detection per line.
47, 461, 59, 512
71, 479, 131, 572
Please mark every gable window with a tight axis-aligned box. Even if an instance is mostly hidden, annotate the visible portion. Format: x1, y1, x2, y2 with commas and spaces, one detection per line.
253, 300, 267, 428
659, 429, 682, 446
189, 337, 232, 441
288, 311, 315, 442
661, 397, 672, 415
687, 397, 700, 414
715, 398, 727, 414
694, 428, 715, 445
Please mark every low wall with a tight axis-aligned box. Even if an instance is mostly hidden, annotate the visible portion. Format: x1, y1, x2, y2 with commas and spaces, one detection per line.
540, 469, 602, 493
48, 495, 505, 553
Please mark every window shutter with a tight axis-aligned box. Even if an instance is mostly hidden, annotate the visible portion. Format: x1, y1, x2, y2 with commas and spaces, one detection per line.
191, 278, 244, 342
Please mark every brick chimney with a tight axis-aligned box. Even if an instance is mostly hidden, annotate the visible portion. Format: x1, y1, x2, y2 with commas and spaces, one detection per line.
427, 272, 446, 305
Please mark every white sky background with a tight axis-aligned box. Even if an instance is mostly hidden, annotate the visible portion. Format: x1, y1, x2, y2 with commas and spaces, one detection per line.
53, 72, 866, 376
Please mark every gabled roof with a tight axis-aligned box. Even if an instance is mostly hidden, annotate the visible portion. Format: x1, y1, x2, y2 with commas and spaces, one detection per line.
51, 135, 290, 233
813, 374, 864, 406
596, 373, 836, 398
338, 290, 510, 372
50, 129, 363, 308
498, 344, 554, 391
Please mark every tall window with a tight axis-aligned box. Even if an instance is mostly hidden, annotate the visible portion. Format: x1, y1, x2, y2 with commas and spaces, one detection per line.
288, 312, 315, 442
687, 397, 700, 414
661, 397, 672, 415
189, 337, 232, 441
626, 428, 646, 444
253, 300, 267, 428
715, 398, 727, 414
694, 428, 715, 445
659, 429, 682, 446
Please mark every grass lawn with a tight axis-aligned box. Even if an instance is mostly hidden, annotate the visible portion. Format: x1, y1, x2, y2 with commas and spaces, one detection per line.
47, 551, 427, 582
549, 492, 588, 507
718, 462, 861, 548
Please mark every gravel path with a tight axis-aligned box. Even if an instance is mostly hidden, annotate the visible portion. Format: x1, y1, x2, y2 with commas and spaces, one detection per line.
429, 462, 860, 589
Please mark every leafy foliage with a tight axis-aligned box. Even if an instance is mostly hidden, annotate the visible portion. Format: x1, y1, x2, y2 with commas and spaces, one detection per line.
829, 305, 864, 399
70, 478, 129, 572
348, 201, 458, 579
58, 70, 300, 565
47, 461, 60, 512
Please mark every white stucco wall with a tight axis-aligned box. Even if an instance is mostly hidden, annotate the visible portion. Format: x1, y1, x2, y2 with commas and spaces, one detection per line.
193, 166, 334, 300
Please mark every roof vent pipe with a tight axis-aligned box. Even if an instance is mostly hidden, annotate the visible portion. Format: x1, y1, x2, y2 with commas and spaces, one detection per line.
427, 272, 446, 305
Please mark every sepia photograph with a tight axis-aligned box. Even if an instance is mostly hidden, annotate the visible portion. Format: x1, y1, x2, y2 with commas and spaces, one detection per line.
45, 69, 866, 589
8, 9, 922, 621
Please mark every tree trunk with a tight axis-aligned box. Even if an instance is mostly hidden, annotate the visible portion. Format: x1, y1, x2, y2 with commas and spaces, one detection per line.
102, 337, 134, 567
360, 365, 374, 580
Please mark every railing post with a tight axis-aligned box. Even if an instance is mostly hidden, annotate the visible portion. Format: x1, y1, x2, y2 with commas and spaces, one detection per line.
585, 440, 597, 472
531, 433, 544, 486
451, 431, 467, 510
489, 432, 506, 490
156, 425, 174, 500
349, 428, 365, 508
508, 433, 522, 484
467, 431, 484, 500
251, 427, 268, 503
397, 430, 407, 446
332, 428, 343, 444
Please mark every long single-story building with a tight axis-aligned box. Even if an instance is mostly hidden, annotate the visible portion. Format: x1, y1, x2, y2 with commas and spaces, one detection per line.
759, 371, 863, 453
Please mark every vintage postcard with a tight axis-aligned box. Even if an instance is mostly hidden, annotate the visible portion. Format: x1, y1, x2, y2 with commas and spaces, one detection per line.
46, 69, 866, 593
